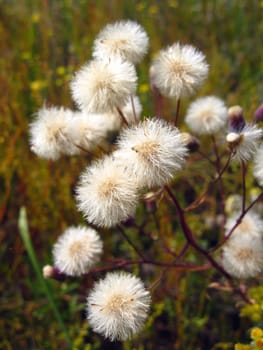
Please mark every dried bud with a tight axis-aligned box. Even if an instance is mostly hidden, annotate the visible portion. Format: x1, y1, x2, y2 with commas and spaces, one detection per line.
122, 216, 136, 227
180, 132, 200, 152
43, 265, 54, 279
42, 265, 66, 281
226, 132, 242, 145
145, 200, 157, 213
227, 105, 245, 132
254, 104, 263, 123
143, 191, 157, 212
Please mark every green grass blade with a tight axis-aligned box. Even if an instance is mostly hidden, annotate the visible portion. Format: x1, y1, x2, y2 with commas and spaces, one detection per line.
18, 207, 72, 348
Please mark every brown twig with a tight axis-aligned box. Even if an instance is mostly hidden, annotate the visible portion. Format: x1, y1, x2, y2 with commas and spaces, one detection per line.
241, 160, 247, 213
210, 191, 263, 252
117, 224, 146, 260
116, 107, 129, 126
174, 99, 181, 126
185, 152, 232, 212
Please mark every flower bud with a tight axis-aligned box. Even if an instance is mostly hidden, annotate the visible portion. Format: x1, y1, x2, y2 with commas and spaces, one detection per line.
254, 104, 263, 123
42, 265, 66, 281
143, 191, 157, 212
226, 132, 242, 146
228, 105, 245, 132
180, 132, 200, 152
122, 216, 136, 227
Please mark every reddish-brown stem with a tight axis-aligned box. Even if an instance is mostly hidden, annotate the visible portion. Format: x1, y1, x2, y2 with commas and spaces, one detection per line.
241, 160, 247, 213
210, 191, 263, 252
174, 99, 181, 126
157, 91, 163, 119
87, 259, 212, 276
165, 185, 232, 279
211, 135, 226, 229
117, 225, 146, 260
165, 185, 253, 303
185, 152, 232, 212
116, 107, 129, 126
152, 211, 178, 257
74, 143, 96, 157
175, 242, 190, 261
197, 150, 215, 166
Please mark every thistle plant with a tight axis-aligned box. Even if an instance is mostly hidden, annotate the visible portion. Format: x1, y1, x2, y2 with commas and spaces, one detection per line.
29, 20, 263, 342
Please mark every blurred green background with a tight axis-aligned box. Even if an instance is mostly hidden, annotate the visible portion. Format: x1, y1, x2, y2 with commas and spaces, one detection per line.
1, 0, 263, 349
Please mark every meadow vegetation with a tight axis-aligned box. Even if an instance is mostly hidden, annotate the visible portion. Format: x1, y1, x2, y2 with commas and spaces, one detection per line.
1, 1, 263, 349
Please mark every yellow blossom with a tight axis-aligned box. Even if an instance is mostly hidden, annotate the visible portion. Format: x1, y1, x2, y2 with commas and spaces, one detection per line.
251, 327, 263, 340
139, 83, 149, 93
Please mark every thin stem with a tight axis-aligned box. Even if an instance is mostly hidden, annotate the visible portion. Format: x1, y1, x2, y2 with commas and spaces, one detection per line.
197, 150, 215, 166
130, 95, 137, 123
210, 191, 263, 252
74, 143, 96, 157
117, 225, 146, 260
86, 259, 212, 276
152, 211, 178, 257
157, 91, 163, 119
212, 135, 226, 229
174, 99, 181, 126
175, 242, 190, 261
241, 160, 247, 213
116, 107, 129, 126
18, 208, 72, 347
165, 186, 252, 303
185, 152, 232, 212
165, 185, 232, 279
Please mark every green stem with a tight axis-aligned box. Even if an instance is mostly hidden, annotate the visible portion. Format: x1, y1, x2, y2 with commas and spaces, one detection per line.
18, 207, 72, 348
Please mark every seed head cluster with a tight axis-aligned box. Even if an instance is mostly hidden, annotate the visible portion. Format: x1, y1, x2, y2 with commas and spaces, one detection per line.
28, 18, 263, 342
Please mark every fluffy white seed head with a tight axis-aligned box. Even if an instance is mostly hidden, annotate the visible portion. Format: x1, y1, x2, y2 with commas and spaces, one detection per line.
225, 212, 263, 240
226, 124, 263, 162
150, 43, 209, 99
29, 106, 76, 160
52, 226, 103, 276
253, 144, 263, 186
87, 272, 151, 341
185, 96, 228, 135
70, 58, 137, 113
92, 20, 149, 64
75, 156, 139, 227
67, 111, 117, 151
222, 234, 263, 278
114, 118, 188, 189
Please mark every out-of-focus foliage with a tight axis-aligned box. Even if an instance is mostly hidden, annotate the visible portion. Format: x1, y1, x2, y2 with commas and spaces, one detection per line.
1, 0, 263, 349
240, 287, 263, 323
